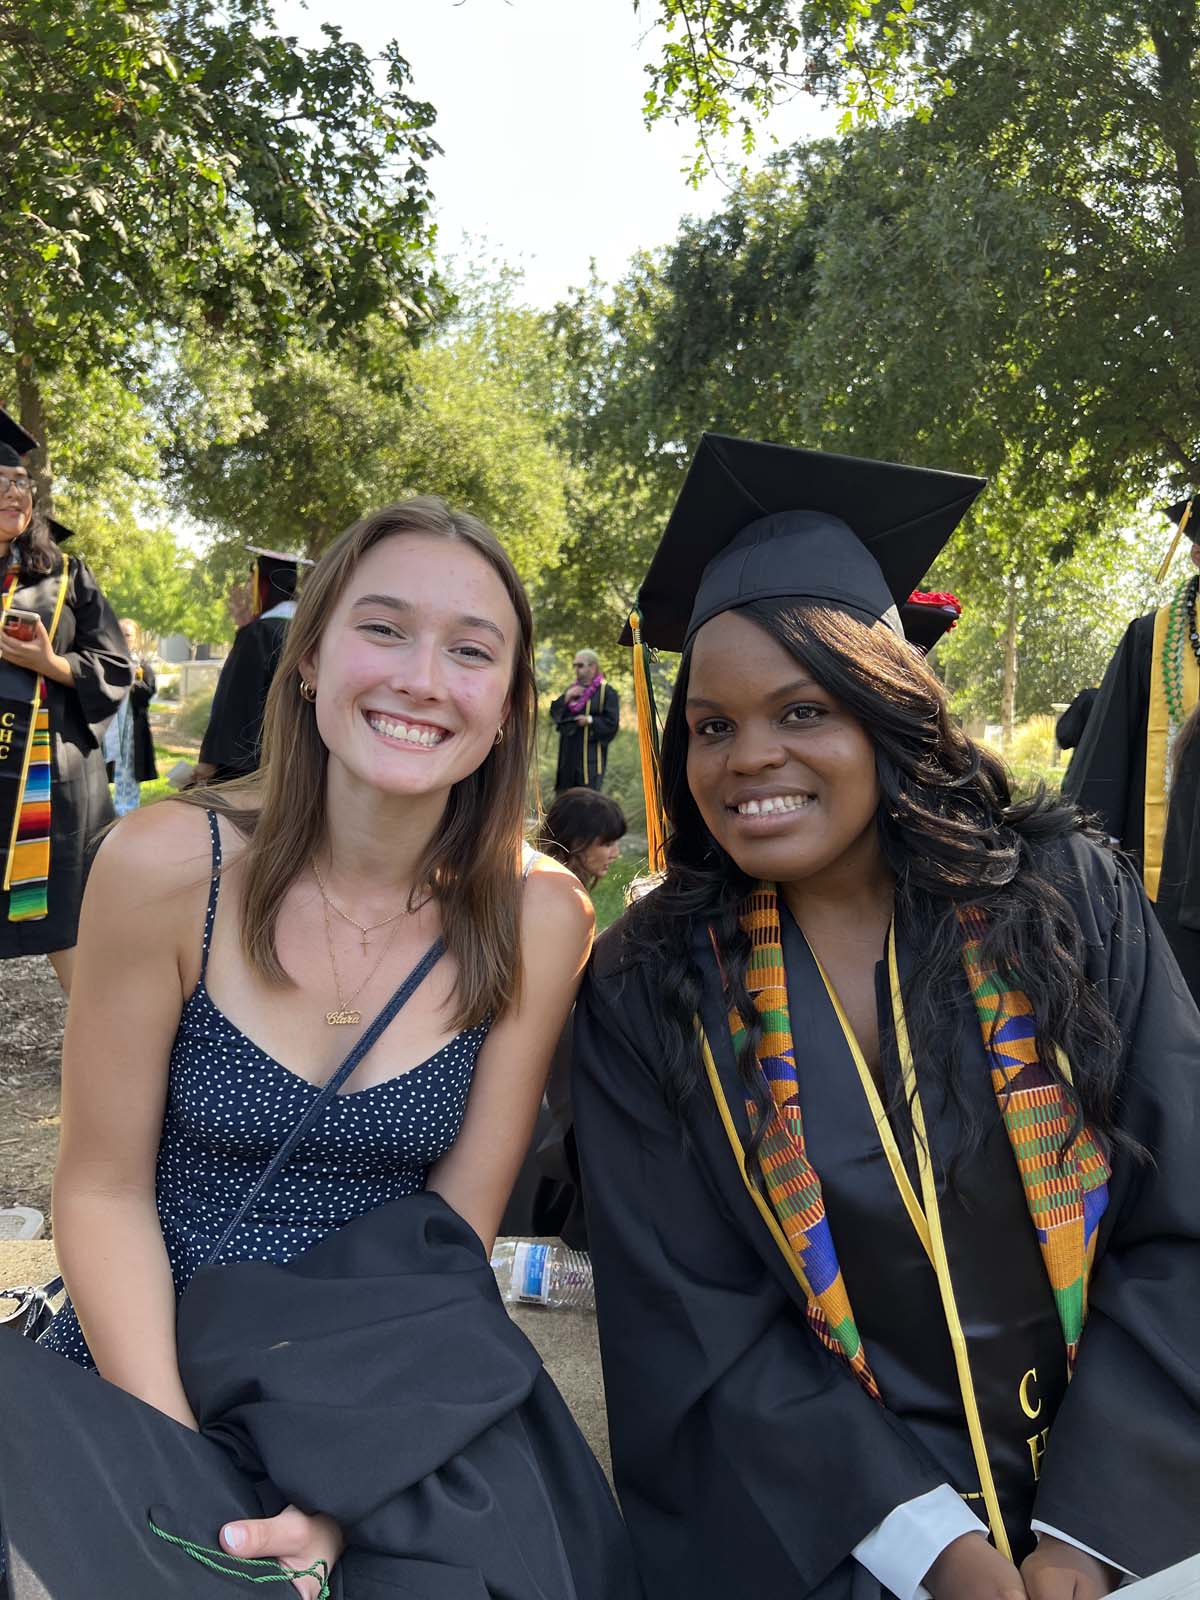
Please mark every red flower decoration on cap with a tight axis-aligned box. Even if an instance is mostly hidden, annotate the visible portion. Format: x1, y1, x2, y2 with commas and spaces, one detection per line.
907, 589, 962, 618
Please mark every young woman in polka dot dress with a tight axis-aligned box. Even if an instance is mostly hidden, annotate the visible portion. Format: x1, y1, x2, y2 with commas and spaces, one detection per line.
42, 499, 594, 1596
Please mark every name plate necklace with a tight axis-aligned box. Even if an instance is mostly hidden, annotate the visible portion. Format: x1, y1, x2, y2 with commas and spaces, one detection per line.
318, 878, 405, 1027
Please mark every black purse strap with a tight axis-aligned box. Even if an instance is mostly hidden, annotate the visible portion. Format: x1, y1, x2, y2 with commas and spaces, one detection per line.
204, 937, 447, 1266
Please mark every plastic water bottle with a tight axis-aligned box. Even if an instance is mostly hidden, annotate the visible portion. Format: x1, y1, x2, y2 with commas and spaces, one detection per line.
491, 1239, 595, 1311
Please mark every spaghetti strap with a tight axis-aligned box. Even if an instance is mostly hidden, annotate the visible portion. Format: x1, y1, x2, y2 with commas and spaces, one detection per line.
198, 811, 222, 984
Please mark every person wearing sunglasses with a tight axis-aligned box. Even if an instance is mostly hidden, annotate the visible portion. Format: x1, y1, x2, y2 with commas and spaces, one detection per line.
549, 648, 619, 794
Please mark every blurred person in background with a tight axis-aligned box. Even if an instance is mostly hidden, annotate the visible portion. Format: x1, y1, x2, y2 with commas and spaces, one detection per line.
0, 408, 129, 993
538, 788, 626, 891
550, 648, 619, 793
104, 618, 158, 816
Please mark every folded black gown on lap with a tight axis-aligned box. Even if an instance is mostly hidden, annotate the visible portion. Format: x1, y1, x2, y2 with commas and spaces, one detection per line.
0, 1194, 639, 1599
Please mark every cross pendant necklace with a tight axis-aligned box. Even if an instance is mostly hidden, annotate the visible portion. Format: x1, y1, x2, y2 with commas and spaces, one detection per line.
312, 860, 411, 960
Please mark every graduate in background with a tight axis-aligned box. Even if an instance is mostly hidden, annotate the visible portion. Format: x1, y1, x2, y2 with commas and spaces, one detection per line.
0, 409, 129, 992
194, 547, 311, 784
572, 433, 1200, 1600
1063, 498, 1197, 883
549, 648, 620, 793
1153, 703, 1200, 1002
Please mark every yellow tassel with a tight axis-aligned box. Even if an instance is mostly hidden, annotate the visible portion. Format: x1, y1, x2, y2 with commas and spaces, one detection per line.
630, 611, 667, 874
1157, 497, 1195, 584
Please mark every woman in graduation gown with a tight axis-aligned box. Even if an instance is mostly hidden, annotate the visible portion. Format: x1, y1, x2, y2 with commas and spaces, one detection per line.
572, 433, 1200, 1600
1063, 499, 1200, 991
0, 410, 130, 990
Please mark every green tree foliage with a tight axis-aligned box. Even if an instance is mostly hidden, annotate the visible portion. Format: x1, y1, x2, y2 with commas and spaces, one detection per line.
90, 524, 229, 644
637, 2, 1200, 497
543, 136, 1172, 729
162, 294, 573, 595
1, 0, 440, 493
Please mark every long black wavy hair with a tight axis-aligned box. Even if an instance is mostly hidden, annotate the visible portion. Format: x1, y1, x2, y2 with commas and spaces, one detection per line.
624, 599, 1127, 1170
8, 505, 63, 579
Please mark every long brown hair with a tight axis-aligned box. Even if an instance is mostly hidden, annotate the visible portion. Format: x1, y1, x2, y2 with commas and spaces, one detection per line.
538, 787, 626, 889
180, 497, 537, 1028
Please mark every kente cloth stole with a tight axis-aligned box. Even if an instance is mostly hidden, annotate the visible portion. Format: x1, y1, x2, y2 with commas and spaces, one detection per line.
729, 885, 1111, 1399
1, 574, 57, 922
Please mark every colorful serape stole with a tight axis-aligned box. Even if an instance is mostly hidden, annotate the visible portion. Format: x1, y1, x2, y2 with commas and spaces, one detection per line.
730, 886, 880, 1396
1, 573, 61, 922
958, 908, 1110, 1370
731, 884, 1110, 1399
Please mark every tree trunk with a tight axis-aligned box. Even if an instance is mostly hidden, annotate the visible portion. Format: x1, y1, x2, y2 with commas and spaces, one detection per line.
1150, 13, 1200, 252
8, 314, 52, 511
1000, 588, 1019, 747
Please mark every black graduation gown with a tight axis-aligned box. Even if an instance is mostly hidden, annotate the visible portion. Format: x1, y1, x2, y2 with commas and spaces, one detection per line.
499, 1021, 589, 1251
1055, 687, 1097, 752
549, 685, 619, 792
0, 558, 130, 957
0, 1193, 641, 1599
130, 661, 158, 783
572, 836, 1200, 1598
1156, 731, 1200, 1006
1063, 613, 1154, 857
199, 614, 289, 781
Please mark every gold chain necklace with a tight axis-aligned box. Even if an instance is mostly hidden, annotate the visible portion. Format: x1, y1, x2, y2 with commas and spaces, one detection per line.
321, 893, 402, 1027
312, 860, 412, 957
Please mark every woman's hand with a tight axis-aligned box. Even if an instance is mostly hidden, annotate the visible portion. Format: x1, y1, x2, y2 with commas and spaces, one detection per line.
1021, 1536, 1121, 1600
925, 1533, 1028, 1600
0, 615, 72, 684
220, 1505, 344, 1599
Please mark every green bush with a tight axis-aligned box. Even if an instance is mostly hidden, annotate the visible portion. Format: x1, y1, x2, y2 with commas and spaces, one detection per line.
176, 687, 216, 741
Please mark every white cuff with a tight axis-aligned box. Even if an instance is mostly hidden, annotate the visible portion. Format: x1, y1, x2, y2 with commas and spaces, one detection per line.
853, 1484, 989, 1600
1031, 1522, 1137, 1581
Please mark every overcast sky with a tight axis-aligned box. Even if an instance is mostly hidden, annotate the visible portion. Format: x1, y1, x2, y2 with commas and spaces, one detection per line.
276, 0, 834, 305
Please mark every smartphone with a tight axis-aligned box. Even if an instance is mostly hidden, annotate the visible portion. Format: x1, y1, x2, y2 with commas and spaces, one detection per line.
2, 608, 39, 643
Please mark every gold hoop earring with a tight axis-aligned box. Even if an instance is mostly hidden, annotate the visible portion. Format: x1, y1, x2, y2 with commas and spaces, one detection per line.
299, 678, 317, 703
494, 724, 506, 746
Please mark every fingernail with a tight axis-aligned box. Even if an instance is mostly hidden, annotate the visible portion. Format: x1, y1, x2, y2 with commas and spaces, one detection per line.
221, 1524, 246, 1551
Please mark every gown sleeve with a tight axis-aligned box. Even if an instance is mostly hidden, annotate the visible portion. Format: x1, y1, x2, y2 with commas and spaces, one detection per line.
198, 623, 269, 771
1031, 845, 1200, 1575
590, 686, 619, 745
572, 950, 949, 1600
1061, 621, 1146, 842
548, 692, 572, 728
61, 558, 133, 725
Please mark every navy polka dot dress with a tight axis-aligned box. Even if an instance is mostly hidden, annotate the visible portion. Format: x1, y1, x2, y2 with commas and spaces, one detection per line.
41, 811, 489, 1369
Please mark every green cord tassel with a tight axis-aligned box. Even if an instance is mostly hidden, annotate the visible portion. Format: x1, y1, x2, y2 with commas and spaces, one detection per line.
148, 1515, 331, 1597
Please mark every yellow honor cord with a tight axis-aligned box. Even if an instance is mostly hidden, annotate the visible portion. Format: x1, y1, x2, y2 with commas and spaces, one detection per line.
630, 610, 667, 874
1156, 496, 1195, 584
889, 927, 1013, 1559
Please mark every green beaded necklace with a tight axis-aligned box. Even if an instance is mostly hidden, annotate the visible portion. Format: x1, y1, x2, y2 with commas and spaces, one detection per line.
1161, 576, 1195, 730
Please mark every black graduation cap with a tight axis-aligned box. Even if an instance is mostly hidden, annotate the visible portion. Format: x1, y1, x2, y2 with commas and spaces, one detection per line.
0, 407, 38, 468
246, 544, 313, 614
622, 433, 986, 652
1155, 495, 1199, 583
901, 591, 962, 655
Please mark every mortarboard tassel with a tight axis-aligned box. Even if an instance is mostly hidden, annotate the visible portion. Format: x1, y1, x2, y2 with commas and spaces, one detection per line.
629, 610, 667, 875
1157, 497, 1195, 584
